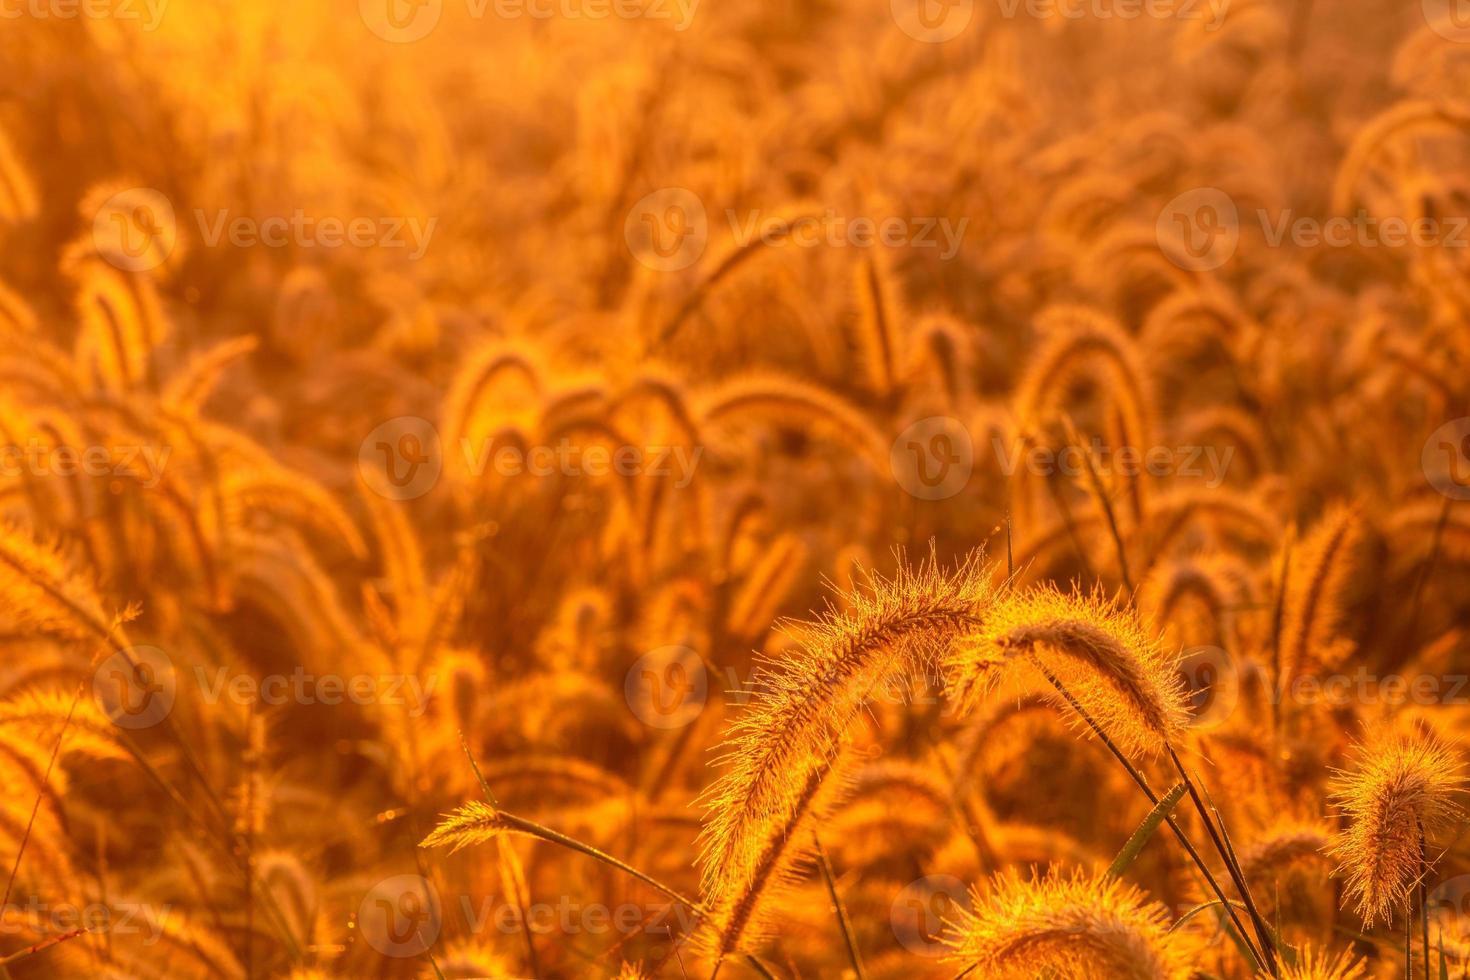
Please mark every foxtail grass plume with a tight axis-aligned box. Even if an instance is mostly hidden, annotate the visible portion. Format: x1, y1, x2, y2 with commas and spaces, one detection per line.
697, 550, 992, 955
1268, 944, 1367, 979
943, 868, 1198, 979
1329, 725, 1465, 927
945, 586, 1190, 757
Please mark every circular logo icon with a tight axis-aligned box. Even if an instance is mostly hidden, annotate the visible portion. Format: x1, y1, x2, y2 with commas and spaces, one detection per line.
892, 874, 970, 955
625, 646, 707, 729
358, 874, 442, 957
1156, 188, 1239, 272
1429, 875, 1470, 940
1423, 417, 1470, 500
359, 416, 443, 501
891, 0, 975, 42
1178, 645, 1239, 731
360, 0, 442, 42
624, 188, 708, 273
1424, 0, 1470, 42
93, 645, 176, 730
891, 416, 974, 501
92, 188, 177, 273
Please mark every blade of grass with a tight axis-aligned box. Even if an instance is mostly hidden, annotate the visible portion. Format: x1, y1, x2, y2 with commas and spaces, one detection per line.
1107, 783, 1187, 879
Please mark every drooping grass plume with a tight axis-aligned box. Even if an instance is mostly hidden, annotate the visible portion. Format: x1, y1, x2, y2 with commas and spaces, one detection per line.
1267, 944, 1368, 980
697, 551, 992, 948
945, 585, 1189, 758
1279, 504, 1364, 685
695, 372, 889, 468
943, 868, 1199, 979
420, 800, 526, 853
1329, 725, 1466, 928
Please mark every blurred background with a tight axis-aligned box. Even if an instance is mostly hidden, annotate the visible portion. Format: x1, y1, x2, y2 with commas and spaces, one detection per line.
1, 0, 1470, 976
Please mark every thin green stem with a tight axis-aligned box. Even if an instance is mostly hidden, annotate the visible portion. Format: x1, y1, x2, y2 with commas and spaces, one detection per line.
1037, 667, 1266, 973
1167, 746, 1277, 975
813, 832, 864, 980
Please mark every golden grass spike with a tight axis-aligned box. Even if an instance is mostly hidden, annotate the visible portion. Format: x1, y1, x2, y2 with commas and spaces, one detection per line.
698, 755, 852, 960
1329, 724, 1465, 928
1013, 305, 1154, 452
854, 252, 899, 397
0, 127, 37, 223
943, 868, 1198, 979
0, 525, 128, 646
1237, 822, 1333, 882
697, 550, 991, 920
1279, 504, 1363, 685
725, 531, 808, 639
1331, 100, 1470, 213
70, 259, 167, 393
420, 800, 524, 853
1267, 944, 1368, 979
0, 279, 37, 337
161, 337, 260, 414
696, 372, 888, 467
946, 586, 1189, 758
